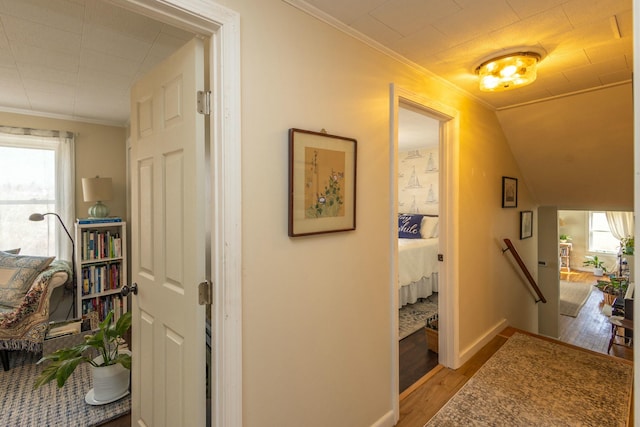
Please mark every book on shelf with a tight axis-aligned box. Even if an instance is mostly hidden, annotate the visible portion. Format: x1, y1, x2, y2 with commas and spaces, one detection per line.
77, 217, 122, 224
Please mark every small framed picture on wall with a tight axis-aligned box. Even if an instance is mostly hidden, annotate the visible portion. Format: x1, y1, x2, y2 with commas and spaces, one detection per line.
520, 210, 533, 239
502, 176, 518, 208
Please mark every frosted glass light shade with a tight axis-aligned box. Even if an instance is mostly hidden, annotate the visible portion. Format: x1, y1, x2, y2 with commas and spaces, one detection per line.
476, 52, 541, 92
82, 177, 113, 218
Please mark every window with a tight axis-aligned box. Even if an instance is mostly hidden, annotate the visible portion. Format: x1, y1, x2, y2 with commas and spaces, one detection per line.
0, 128, 74, 261
588, 211, 619, 253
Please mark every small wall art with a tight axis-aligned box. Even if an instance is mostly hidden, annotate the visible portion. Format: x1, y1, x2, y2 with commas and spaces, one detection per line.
288, 128, 357, 237
520, 210, 533, 239
502, 176, 518, 208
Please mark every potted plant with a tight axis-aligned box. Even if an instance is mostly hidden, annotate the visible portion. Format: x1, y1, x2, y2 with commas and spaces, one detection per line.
35, 310, 132, 404
596, 277, 629, 305
621, 236, 634, 255
583, 255, 606, 276
559, 234, 571, 243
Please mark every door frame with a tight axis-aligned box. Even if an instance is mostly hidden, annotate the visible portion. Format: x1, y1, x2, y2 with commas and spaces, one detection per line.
114, 1, 242, 426
390, 84, 460, 420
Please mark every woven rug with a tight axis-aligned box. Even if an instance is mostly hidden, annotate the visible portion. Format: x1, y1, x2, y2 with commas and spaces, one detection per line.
560, 280, 593, 317
426, 332, 633, 426
399, 296, 438, 340
0, 350, 130, 427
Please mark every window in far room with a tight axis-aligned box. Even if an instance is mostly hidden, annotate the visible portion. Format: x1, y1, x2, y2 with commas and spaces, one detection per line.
588, 211, 619, 254
0, 128, 74, 260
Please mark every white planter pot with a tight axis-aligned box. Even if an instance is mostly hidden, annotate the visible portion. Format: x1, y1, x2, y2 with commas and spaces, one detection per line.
594, 267, 604, 277
89, 351, 131, 404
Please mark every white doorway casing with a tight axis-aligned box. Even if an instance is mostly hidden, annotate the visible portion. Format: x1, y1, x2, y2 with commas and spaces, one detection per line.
389, 84, 460, 423
114, 0, 242, 426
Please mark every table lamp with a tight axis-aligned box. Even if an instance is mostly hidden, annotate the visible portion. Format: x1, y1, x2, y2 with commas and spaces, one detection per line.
82, 176, 113, 218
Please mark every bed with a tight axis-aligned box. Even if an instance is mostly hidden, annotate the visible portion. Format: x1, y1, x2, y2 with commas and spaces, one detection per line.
398, 214, 439, 307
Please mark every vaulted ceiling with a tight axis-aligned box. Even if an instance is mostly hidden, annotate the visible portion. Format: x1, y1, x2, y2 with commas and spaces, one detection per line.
0, 0, 634, 210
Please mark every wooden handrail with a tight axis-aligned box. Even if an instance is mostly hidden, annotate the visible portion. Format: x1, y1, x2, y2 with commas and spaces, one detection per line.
502, 238, 547, 303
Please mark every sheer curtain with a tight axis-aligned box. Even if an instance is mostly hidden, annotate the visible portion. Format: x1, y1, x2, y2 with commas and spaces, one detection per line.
605, 211, 634, 274
605, 211, 634, 241
0, 126, 75, 261
55, 133, 75, 261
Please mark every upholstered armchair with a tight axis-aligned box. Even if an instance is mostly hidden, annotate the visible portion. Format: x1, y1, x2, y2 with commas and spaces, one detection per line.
0, 252, 71, 370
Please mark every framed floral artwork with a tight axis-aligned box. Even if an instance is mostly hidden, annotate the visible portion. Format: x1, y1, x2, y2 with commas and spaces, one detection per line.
288, 128, 357, 237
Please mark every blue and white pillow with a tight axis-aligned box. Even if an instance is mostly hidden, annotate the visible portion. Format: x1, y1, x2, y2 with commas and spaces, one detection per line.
399, 214, 424, 239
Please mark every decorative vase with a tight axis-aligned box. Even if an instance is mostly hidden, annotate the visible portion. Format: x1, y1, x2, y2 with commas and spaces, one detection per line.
87, 351, 131, 404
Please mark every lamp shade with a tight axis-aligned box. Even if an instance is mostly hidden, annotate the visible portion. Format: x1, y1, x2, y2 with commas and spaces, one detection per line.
82, 177, 113, 202
82, 177, 113, 218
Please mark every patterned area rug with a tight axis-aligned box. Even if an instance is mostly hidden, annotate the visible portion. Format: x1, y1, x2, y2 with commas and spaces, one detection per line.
0, 350, 130, 426
426, 332, 633, 426
560, 280, 593, 317
399, 296, 438, 340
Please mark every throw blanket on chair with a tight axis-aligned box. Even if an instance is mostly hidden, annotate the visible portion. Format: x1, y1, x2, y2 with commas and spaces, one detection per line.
0, 260, 72, 352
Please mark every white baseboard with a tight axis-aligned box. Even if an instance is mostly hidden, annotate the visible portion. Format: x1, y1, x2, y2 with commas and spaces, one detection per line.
370, 410, 395, 427
457, 318, 508, 366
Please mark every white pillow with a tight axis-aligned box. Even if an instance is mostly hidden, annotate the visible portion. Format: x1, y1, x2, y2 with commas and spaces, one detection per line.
420, 216, 439, 239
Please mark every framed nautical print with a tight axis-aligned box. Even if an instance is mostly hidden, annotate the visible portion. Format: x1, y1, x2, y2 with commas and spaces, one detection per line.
288, 128, 357, 237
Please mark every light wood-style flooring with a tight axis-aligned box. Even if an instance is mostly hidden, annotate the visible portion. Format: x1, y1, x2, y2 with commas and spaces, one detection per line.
397, 271, 633, 427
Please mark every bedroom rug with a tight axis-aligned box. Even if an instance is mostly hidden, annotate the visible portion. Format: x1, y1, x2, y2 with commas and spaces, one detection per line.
0, 350, 130, 427
560, 280, 593, 317
399, 296, 438, 340
426, 332, 633, 427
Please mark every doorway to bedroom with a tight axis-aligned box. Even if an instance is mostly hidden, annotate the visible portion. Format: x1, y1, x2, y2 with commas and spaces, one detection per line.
397, 104, 441, 393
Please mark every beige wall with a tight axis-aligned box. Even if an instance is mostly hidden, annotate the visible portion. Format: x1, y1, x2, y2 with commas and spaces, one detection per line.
218, 1, 538, 426
0, 112, 127, 219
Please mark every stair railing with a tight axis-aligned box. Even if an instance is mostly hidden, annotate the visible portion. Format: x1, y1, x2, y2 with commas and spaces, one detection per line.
502, 238, 547, 303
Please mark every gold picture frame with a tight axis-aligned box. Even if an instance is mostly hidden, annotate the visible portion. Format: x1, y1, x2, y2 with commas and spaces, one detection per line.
288, 128, 357, 237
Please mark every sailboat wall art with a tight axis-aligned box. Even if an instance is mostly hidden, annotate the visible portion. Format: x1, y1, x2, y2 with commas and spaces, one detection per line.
288, 128, 357, 237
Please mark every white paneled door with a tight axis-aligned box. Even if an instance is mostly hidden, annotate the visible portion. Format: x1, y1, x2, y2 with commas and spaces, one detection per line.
130, 37, 207, 427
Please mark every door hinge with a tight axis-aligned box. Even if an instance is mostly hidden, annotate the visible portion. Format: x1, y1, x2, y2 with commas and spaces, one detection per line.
198, 280, 213, 305
197, 90, 211, 115
438, 254, 444, 262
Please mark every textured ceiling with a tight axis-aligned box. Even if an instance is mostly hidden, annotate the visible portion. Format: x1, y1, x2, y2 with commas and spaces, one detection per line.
0, 0, 194, 125
299, 0, 633, 109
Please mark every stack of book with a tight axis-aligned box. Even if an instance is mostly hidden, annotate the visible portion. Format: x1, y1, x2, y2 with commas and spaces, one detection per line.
76, 216, 122, 224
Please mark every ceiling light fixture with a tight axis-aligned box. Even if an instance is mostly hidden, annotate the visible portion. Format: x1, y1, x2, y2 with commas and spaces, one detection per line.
475, 51, 542, 92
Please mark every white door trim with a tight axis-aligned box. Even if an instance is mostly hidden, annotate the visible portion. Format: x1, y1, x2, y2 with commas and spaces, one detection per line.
113, 1, 242, 426
390, 84, 460, 422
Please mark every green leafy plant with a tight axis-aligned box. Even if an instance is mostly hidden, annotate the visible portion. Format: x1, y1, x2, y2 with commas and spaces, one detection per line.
596, 277, 629, 296
559, 234, 571, 241
35, 310, 131, 389
621, 236, 634, 255
583, 255, 607, 272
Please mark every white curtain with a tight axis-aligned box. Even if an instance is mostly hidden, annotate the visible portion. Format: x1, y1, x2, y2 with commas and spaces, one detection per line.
56, 133, 75, 261
605, 211, 634, 241
606, 211, 634, 275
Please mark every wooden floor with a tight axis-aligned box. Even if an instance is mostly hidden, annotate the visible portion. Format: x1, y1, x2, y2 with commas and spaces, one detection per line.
397, 271, 633, 427
399, 326, 439, 393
